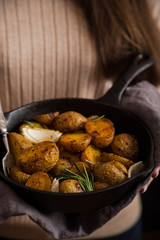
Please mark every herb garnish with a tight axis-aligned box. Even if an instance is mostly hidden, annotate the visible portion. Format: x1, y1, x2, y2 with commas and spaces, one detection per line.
60, 162, 94, 192
93, 115, 105, 122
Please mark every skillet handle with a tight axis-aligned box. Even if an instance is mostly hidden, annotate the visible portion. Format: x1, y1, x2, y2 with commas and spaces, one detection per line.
97, 54, 155, 105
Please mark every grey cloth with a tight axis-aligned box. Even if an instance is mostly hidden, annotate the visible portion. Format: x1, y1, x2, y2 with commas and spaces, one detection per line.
0, 81, 160, 239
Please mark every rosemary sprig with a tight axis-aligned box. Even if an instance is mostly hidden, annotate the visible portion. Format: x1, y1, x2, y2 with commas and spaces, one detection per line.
85, 160, 95, 165
60, 162, 95, 192
93, 115, 105, 122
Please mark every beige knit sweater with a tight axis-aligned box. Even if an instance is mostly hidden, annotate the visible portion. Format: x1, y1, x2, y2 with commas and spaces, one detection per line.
0, 0, 159, 239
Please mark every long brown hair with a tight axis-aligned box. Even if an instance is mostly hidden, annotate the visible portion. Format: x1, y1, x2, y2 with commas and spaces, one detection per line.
77, 0, 160, 86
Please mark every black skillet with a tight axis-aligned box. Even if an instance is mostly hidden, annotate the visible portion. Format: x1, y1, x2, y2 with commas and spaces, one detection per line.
0, 54, 155, 213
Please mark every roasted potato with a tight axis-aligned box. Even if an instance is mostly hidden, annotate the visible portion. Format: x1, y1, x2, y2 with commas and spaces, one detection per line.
85, 118, 115, 148
52, 111, 87, 133
17, 141, 59, 174
34, 112, 59, 126
87, 115, 99, 121
60, 133, 92, 153
101, 152, 134, 169
111, 133, 139, 160
94, 182, 110, 190
8, 132, 33, 164
59, 179, 83, 193
94, 160, 127, 185
25, 172, 51, 191
9, 166, 30, 184
81, 144, 103, 165
60, 151, 81, 163
57, 141, 81, 163
70, 161, 90, 175
50, 158, 72, 177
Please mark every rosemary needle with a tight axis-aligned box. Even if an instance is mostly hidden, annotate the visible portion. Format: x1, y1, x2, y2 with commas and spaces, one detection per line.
60, 162, 95, 192
93, 115, 105, 122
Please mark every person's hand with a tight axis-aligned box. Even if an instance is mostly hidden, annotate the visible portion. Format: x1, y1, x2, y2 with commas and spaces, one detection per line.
139, 166, 160, 194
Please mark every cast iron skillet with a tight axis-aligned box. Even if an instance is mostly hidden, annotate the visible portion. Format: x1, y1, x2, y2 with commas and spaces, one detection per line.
0, 54, 155, 213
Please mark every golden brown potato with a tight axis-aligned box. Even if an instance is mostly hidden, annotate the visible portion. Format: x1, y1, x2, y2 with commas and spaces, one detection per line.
9, 166, 30, 184
34, 112, 59, 126
17, 141, 59, 174
101, 152, 134, 169
52, 111, 87, 133
60, 151, 81, 163
19, 121, 45, 133
94, 182, 110, 190
85, 118, 115, 148
94, 161, 127, 185
70, 161, 90, 175
25, 172, 51, 191
111, 133, 139, 160
50, 158, 72, 177
81, 144, 103, 165
8, 132, 33, 164
59, 179, 83, 193
60, 133, 92, 153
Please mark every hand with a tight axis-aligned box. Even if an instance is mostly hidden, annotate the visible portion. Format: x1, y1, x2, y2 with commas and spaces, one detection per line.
139, 166, 160, 194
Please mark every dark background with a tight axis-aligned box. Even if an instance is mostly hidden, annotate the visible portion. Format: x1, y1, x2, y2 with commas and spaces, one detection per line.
142, 176, 160, 239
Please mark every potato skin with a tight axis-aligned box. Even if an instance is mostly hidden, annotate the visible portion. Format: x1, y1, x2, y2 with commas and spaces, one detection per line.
59, 179, 83, 193
70, 161, 90, 175
52, 111, 87, 133
85, 118, 115, 148
111, 133, 139, 160
34, 112, 59, 126
50, 158, 72, 177
17, 141, 59, 174
26, 172, 51, 191
94, 182, 110, 190
9, 166, 30, 184
60, 133, 92, 153
60, 151, 81, 163
8, 132, 33, 164
94, 161, 127, 185
101, 152, 134, 169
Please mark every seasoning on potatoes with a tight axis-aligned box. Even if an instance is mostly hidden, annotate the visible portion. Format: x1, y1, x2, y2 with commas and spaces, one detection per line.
17, 141, 59, 174
60, 150, 81, 163
8, 132, 33, 164
26, 172, 51, 191
81, 144, 103, 165
57, 141, 81, 163
101, 152, 134, 169
94, 182, 110, 190
60, 133, 92, 153
59, 179, 83, 193
70, 161, 90, 175
111, 133, 139, 160
34, 112, 59, 126
50, 158, 72, 177
52, 111, 87, 133
9, 166, 30, 185
94, 160, 127, 186
85, 118, 115, 148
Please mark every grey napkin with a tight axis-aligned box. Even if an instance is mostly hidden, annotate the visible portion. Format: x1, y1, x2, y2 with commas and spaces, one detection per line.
0, 81, 160, 239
